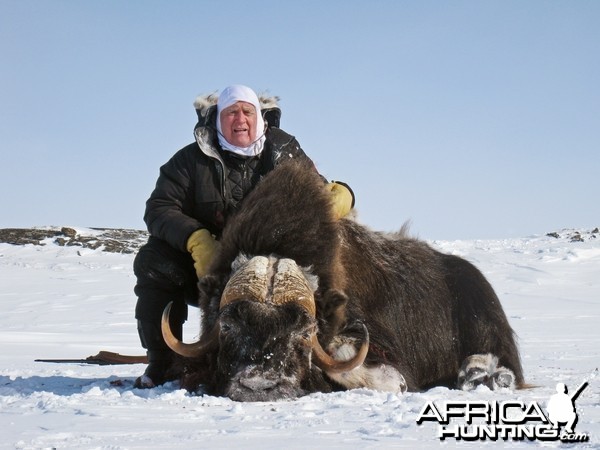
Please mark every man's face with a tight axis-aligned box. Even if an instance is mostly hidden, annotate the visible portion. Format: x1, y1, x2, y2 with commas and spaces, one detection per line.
220, 101, 258, 147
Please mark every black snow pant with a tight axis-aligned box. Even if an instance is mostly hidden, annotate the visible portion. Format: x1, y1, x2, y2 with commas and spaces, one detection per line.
133, 236, 199, 354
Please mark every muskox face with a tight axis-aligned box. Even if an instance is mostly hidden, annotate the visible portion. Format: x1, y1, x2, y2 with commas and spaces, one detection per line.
216, 300, 319, 401
162, 255, 368, 401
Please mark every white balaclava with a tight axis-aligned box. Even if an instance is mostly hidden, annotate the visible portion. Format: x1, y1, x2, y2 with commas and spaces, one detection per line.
216, 84, 266, 157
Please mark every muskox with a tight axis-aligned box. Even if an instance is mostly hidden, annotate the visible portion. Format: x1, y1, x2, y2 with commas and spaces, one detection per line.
162, 159, 524, 401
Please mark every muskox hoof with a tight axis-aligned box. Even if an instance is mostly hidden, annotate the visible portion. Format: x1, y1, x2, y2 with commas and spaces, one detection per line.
492, 367, 516, 389
457, 353, 516, 391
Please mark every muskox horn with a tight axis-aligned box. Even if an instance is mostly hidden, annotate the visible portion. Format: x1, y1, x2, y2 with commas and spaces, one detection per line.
311, 323, 370, 373
161, 302, 219, 358
220, 257, 316, 316
271, 258, 316, 316
220, 256, 270, 310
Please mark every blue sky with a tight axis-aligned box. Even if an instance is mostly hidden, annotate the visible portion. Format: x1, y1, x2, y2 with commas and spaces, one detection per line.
1, 1, 598, 240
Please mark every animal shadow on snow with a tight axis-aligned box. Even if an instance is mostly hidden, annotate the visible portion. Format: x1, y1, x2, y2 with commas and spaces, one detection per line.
0, 374, 178, 397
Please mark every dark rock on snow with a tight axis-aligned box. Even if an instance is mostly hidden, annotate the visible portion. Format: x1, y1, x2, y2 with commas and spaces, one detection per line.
0, 227, 148, 254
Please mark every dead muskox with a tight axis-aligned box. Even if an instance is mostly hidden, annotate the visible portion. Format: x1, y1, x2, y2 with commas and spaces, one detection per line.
162, 159, 524, 401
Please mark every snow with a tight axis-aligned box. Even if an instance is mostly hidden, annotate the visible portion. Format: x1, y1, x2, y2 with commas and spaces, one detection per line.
1, 229, 599, 449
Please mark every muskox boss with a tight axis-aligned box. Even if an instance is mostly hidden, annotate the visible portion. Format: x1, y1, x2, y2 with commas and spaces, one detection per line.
162, 159, 524, 401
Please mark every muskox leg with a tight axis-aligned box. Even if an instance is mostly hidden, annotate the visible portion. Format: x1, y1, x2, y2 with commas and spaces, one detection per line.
315, 245, 349, 346
323, 333, 408, 394
457, 354, 516, 391
316, 289, 348, 346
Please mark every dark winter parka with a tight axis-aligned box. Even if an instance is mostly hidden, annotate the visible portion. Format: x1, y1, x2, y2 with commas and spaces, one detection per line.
144, 94, 314, 253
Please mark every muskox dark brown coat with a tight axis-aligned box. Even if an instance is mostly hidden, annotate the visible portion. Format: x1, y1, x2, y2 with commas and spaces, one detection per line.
172, 159, 524, 398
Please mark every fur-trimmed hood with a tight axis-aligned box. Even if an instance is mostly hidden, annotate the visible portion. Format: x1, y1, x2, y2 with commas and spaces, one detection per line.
193, 92, 281, 129
192, 92, 283, 172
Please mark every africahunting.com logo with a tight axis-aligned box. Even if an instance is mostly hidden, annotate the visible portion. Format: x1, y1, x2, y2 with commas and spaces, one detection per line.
416, 378, 592, 443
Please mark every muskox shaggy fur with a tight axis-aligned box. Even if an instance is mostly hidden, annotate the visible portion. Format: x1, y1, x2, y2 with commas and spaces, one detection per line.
200, 159, 349, 345
179, 159, 524, 397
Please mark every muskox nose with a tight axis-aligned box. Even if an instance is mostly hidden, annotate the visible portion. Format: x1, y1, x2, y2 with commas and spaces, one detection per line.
239, 375, 278, 391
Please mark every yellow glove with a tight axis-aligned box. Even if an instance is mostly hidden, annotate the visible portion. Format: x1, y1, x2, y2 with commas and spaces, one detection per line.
326, 182, 354, 220
186, 229, 220, 278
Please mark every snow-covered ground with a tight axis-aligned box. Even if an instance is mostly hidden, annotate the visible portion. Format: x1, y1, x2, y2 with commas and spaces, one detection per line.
1, 228, 598, 449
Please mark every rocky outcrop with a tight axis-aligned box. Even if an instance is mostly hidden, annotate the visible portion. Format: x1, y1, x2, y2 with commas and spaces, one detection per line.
0, 227, 148, 254
545, 228, 598, 242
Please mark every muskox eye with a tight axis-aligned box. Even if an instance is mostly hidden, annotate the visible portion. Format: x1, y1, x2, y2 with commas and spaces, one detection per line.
220, 323, 232, 334
297, 330, 312, 343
